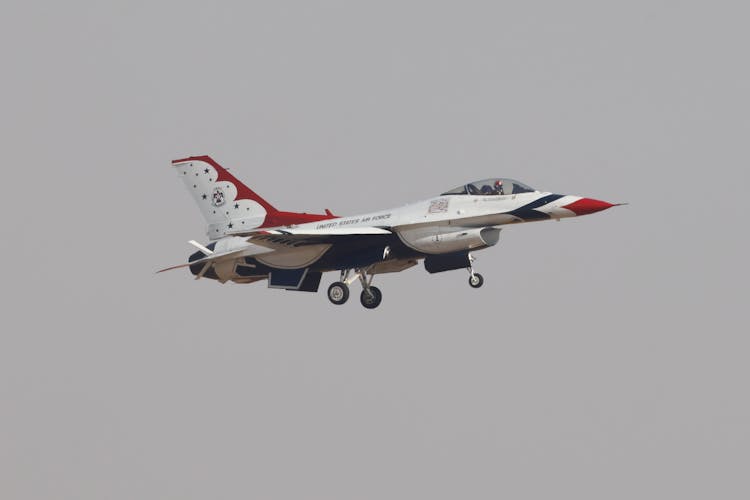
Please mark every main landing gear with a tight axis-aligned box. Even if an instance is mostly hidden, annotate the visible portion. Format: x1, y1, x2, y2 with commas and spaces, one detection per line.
327, 254, 485, 308
327, 268, 383, 309
327, 281, 349, 305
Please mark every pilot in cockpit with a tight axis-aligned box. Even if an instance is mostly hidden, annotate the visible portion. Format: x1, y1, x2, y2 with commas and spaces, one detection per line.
481, 179, 504, 195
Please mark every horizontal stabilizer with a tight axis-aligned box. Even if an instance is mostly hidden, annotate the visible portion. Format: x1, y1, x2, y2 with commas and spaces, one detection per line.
155, 262, 194, 273
156, 244, 271, 275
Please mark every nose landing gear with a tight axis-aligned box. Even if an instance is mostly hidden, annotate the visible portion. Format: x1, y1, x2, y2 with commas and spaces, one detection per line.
467, 253, 484, 288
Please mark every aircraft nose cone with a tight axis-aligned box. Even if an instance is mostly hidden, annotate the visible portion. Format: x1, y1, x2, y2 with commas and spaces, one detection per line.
563, 197, 616, 216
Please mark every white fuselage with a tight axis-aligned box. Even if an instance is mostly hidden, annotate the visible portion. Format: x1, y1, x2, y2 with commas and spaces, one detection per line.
200, 190, 589, 279
274, 191, 583, 254
308, 192, 580, 230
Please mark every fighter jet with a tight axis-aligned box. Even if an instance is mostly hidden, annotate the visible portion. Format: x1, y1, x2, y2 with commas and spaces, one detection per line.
159, 155, 620, 308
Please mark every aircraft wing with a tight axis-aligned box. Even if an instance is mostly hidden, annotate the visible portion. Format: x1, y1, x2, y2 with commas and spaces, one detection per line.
240, 226, 393, 249
243, 226, 415, 274
158, 226, 410, 280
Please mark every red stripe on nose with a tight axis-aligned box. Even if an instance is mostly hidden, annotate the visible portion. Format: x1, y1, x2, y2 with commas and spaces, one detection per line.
563, 198, 615, 215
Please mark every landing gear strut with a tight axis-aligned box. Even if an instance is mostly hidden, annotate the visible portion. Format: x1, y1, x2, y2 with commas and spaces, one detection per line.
327, 267, 383, 309
467, 253, 484, 289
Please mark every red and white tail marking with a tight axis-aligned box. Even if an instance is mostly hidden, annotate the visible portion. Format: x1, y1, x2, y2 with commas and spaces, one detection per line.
173, 156, 268, 239
172, 155, 338, 239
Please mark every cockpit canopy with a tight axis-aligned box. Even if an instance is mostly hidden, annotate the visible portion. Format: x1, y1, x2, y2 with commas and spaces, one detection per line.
441, 178, 536, 196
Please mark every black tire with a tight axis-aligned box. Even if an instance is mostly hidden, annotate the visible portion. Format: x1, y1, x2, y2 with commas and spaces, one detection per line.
327, 282, 350, 305
469, 273, 484, 288
360, 286, 383, 309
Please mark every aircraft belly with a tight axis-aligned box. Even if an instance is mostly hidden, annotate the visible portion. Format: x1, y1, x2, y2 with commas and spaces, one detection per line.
231, 276, 266, 284
368, 259, 418, 275
255, 243, 331, 269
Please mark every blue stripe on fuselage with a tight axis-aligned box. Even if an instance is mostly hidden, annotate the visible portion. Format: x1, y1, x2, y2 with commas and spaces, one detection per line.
505, 194, 564, 220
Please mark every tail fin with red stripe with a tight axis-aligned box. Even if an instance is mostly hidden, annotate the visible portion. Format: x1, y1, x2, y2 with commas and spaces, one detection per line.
172, 155, 336, 239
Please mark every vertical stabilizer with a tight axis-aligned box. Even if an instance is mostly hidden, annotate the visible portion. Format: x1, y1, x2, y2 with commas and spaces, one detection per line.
173, 156, 271, 239
172, 155, 338, 239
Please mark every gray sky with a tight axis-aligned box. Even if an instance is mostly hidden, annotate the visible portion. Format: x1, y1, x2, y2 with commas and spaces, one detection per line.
2, 1, 749, 499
